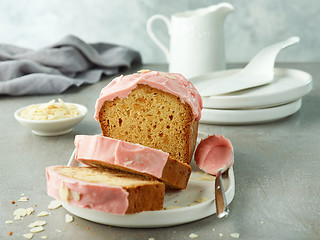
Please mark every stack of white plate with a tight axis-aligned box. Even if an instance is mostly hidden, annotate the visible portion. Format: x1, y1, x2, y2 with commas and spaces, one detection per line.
192, 68, 312, 125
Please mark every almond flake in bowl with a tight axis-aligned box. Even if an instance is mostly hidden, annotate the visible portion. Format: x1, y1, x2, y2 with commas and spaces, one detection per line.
14, 99, 87, 136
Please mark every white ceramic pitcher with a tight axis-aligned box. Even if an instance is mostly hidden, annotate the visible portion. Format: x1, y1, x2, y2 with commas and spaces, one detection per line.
147, 3, 234, 79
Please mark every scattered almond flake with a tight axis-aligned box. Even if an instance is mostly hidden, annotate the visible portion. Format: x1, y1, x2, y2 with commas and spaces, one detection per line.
59, 182, 70, 202
124, 160, 133, 167
160, 73, 176, 79
21, 193, 25, 196
261, 221, 264, 224
23, 233, 33, 239
65, 214, 74, 223
148, 238, 155, 240
48, 200, 62, 210
14, 215, 22, 220
189, 233, 198, 238
56, 229, 61, 233
18, 196, 29, 202
14, 208, 27, 217
230, 233, 240, 238
5, 220, 13, 224
30, 226, 45, 233
71, 191, 81, 201
189, 176, 202, 181
212, 228, 215, 231
28, 220, 47, 228
137, 69, 151, 73
37, 211, 49, 217
199, 174, 216, 181
26, 207, 35, 215
195, 197, 209, 203
219, 233, 223, 237
164, 205, 181, 210
40, 236, 48, 239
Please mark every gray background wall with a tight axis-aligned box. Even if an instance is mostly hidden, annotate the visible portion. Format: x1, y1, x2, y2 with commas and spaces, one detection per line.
0, 0, 319, 64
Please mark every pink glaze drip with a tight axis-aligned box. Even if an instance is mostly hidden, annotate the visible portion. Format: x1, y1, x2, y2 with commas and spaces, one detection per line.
94, 71, 203, 121
74, 135, 169, 178
195, 135, 234, 175
46, 166, 129, 215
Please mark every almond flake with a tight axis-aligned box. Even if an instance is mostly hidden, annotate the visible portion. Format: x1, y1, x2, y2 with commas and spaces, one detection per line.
30, 226, 45, 233
189, 233, 198, 238
230, 233, 240, 238
23, 233, 33, 239
48, 200, 62, 210
14, 215, 22, 220
41, 236, 47, 239
199, 174, 216, 181
26, 207, 34, 215
14, 208, 27, 217
160, 73, 176, 79
37, 211, 49, 217
71, 191, 81, 201
138, 69, 151, 73
28, 220, 47, 228
59, 182, 70, 202
65, 214, 74, 223
18, 196, 29, 202
195, 197, 209, 203
164, 205, 181, 210
5, 220, 13, 224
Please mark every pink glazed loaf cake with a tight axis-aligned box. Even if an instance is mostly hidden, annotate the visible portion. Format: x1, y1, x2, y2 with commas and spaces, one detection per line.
95, 70, 203, 164
46, 166, 165, 214
74, 135, 191, 189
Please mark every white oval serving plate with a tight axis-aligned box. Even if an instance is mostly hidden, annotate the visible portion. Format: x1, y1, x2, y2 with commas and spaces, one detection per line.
200, 98, 301, 125
191, 68, 312, 109
62, 132, 235, 228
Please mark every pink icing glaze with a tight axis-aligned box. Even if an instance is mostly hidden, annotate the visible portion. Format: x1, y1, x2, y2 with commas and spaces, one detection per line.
195, 135, 234, 175
46, 166, 129, 215
94, 71, 203, 121
74, 135, 169, 178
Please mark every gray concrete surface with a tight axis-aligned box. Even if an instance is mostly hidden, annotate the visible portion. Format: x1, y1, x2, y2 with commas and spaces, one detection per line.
1, 63, 320, 239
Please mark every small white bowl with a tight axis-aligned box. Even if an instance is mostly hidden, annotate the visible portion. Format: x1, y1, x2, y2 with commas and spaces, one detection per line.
14, 103, 88, 136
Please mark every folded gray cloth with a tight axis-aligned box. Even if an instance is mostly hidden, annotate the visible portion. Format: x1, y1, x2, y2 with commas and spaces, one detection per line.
0, 35, 141, 95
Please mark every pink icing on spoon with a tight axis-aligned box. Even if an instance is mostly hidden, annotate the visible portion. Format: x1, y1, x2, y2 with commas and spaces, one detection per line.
195, 134, 234, 175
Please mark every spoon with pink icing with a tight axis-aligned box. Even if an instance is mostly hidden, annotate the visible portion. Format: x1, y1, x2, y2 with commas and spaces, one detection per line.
195, 134, 234, 218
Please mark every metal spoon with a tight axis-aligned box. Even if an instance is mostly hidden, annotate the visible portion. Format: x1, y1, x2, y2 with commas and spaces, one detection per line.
194, 135, 234, 218
195, 36, 300, 96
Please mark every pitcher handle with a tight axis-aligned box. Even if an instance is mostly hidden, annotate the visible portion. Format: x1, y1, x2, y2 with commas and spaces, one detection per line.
146, 14, 171, 63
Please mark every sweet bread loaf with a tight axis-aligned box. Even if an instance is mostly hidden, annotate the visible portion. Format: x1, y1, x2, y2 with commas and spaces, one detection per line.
95, 71, 202, 164
74, 135, 191, 189
46, 166, 165, 215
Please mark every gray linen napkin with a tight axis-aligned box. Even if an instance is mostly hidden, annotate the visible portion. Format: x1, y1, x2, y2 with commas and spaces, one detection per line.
0, 35, 141, 95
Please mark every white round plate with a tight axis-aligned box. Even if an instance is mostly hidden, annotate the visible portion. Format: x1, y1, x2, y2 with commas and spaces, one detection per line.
200, 99, 302, 125
191, 68, 312, 109
62, 133, 235, 228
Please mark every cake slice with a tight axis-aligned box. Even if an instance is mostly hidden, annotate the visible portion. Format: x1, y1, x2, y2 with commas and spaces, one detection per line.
94, 70, 202, 164
46, 166, 165, 215
74, 135, 191, 190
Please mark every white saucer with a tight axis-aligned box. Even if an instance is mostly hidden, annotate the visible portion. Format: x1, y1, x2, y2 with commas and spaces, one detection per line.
200, 99, 302, 125
62, 133, 235, 228
191, 68, 312, 109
